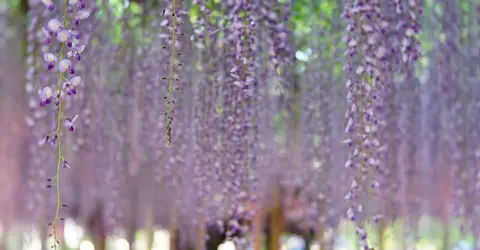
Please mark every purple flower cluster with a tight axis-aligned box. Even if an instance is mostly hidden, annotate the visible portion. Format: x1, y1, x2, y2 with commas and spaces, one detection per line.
36, 0, 91, 248
341, 0, 423, 247
19, 0, 480, 249
259, 0, 291, 93
394, 0, 422, 63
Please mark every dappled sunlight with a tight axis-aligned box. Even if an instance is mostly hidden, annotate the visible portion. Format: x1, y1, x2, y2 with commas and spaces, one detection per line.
0, 224, 3, 243
153, 229, 170, 250
416, 242, 437, 250
7, 217, 479, 250
453, 240, 474, 250
64, 218, 84, 249
283, 235, 305, 250
114, 238, 130, 250
218, 240, 236, 250
22, 229, 41, 250
79, 240, 95, 250
5, 219, 480, 250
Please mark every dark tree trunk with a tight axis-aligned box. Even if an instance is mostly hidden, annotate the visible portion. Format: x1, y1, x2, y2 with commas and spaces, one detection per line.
87, 204, 106, 250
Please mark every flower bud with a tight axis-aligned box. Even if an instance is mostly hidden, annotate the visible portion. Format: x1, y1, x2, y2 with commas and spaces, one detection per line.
64, 115, 78, 131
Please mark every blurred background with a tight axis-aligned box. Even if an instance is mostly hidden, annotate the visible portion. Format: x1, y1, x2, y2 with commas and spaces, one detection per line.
1, 0, 480, 249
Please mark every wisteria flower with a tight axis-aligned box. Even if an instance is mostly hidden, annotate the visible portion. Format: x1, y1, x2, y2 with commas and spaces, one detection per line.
346, 207, 355, 221
38, 135, 50, 146
48, 134, 57, 146
44, 53, 57, 70
42, 27, 53, 44
54, 90, 64, 105
62, 160, 71, 168
56, 30, 70, 43
70, 30, 80, 40
76, 10, 90, 20
344, 191, 352, 200
63, 76, 81, 95
63, 81, 75, 95
42, 0, 55, 11
70, 76, 81, 87
67, 45, 85, 61
373, 214, 384, 224
47, 19, 63, 33
59, 59, 75, 74
64, 114, 78, 131
40, 87, 53, 106
343, 138, 353, 146
77, 1, 86, 9
73, 10, 90, 25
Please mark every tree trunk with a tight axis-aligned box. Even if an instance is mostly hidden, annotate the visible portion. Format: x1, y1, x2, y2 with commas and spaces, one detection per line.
195, 214, 206, 250
146, 206, 155, 250
253, 207, 264, 250
267, 186, 283, 250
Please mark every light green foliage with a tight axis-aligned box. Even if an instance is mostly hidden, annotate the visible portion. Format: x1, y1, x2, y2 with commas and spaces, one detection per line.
274, 111, 288, 137
6, 0, 20, 13
189, 4, 200, 23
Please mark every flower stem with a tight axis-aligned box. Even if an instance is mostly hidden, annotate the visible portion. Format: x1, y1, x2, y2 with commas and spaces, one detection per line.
52, 2, 69, 248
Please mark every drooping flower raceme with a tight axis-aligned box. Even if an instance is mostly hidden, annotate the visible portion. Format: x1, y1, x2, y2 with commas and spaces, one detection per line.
36, 0, 91, 248
342, 0, 391, 248
163, 0, 187, 147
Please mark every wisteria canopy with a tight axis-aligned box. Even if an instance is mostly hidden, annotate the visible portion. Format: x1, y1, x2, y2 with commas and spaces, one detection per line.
0, 0, 480, 250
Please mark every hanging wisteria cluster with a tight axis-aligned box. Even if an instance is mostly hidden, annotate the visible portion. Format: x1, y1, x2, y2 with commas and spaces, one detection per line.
34, 0, 92, 248
1, 0, 480, 249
